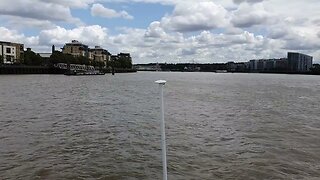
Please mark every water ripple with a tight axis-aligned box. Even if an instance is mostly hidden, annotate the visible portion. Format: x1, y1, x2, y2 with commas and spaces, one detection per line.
0, 73, 320, 179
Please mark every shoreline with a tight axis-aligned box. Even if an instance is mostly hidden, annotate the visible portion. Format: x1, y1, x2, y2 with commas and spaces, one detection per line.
0, 65, 137, 75
136, 70, 320, 76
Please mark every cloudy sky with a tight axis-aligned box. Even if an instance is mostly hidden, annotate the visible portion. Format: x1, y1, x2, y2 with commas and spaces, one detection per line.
0, 0, 319, 64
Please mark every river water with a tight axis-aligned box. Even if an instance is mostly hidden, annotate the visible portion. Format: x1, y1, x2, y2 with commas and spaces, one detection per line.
0, 72, 319, 179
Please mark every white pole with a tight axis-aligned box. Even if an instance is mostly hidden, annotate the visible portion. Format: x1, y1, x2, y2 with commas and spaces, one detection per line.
155, 80, 167, 180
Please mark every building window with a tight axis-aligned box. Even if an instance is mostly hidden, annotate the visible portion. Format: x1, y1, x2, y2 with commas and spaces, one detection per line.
6, 48, 11, 54
6, 55, 12, 62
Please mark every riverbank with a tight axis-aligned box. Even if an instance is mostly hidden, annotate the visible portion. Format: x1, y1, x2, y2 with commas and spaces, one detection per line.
136, 69, 320, 75
0, 65, 137, 75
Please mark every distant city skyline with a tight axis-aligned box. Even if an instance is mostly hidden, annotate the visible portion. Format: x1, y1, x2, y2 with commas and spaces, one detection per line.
0, 0, 319, 64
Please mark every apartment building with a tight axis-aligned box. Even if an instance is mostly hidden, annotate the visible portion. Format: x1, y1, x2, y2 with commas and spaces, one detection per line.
62, 40, 89, 58
249, 58, 289, 72
89, 46, 111, 67
0, 41, 24, 64
62, 40, 113, 67
288, 52, 313, 72
118, 53, 132, 61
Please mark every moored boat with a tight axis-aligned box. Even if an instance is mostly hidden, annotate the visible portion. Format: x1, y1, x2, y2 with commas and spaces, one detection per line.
64, 70, 105, 76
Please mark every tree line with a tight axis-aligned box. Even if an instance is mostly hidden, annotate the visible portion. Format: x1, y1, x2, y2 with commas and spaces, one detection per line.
112, 56, 133, 69
49, 51, 105, 67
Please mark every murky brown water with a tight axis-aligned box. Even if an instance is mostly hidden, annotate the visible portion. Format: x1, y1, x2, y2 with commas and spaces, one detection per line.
0, 72, 320, 179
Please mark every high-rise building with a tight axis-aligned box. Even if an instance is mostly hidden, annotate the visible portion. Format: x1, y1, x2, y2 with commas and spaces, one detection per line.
0, 41, 24, 64
288, 52, 313, 72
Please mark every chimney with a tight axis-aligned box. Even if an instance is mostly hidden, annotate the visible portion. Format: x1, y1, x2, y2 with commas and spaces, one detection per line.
52, 45, 55, 54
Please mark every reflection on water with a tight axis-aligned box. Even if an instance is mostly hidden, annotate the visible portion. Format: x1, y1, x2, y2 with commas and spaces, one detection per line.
0, 72, 320, 179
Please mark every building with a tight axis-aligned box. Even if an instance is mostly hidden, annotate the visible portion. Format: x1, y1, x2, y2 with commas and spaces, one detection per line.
249, 58, 289, 72
257, 60, 265, 71
288, 52, 313, 72
110, 55, 119, 62
62, 40, 89, 58
274, 58, 288, 71
109, 53, 133, 69
118, 53, 132, 68
227, 62, 236, 72
264, 60, 274, 71
62, 41, 113, 67
0, 41, 24, 64
249, 60, 257, 72
133, 63, 161, 71
89, 46, 111, 67
38, 53, 51, 59
118, 53, 132, 61
249, 59, 265, 72
227, 61, 248, 72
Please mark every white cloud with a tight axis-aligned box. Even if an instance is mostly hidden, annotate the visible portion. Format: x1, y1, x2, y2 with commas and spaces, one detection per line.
233, 0, 265, 4
145, 21, 167, 38
38, 25, 109, 47
281, 27, 320, 51
0, 0, 81, 24
4, 22, 319, 63
231, 3, 272, 28
267, 28, 288, 39
108, 26, 284, 63
91, 3, 133, 20
159, 1, 229, 32
1, 16, 56, 30
1, 0, 320, 63
0, 27, 39, 46
40, 0, 96, 8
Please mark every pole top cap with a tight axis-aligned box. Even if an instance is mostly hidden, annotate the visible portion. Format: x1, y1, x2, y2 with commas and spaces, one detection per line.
155, 80, 166, 85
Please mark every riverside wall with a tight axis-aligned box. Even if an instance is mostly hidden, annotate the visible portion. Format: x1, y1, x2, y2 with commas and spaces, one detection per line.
0, 65, 136, 75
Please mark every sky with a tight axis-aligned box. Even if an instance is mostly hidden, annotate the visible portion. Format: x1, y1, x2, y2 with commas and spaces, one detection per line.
0, 0, 320, 64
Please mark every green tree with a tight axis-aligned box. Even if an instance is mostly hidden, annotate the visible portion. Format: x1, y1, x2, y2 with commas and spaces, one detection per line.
24, 49, 43, 66
310, 64, 320, 74
50, 51, 95, 65
116, 56, 132, 69
90, 60, 104, 68
77, 56, 90, 65
50, 51, 75, 64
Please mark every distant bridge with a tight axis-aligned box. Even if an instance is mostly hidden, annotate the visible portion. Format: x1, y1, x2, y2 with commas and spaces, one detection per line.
54, 63, 95, 71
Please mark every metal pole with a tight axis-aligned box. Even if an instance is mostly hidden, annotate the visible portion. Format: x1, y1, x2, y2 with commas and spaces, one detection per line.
155, 80, 167, 180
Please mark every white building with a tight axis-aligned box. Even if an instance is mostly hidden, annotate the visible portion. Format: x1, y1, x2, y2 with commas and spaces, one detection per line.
0, 41, 24, 64
0, 44, 16, 64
